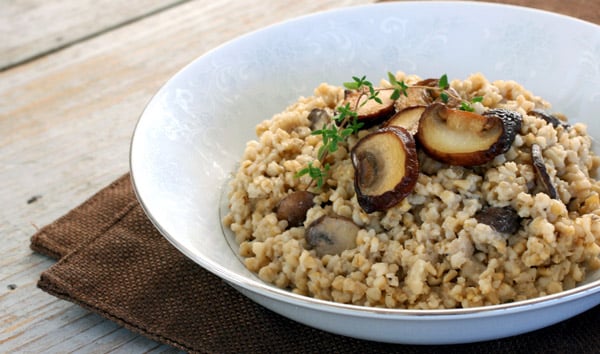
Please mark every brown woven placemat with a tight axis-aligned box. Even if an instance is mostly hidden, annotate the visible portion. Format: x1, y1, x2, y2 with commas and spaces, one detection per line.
31, 174, 600, 353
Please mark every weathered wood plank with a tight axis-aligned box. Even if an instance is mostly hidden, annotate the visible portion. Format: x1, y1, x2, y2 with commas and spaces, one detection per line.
71, 326, 163, 353
7, 308, 103, 351
483, 0, 600, 23
106, 335, 166, 353
0, 0, 188, 70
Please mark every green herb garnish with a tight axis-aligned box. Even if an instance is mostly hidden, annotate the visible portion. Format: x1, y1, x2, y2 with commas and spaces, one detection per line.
440, 91, 449, 104
387, 72, 409, 100
295, 162, 330, 189
297, 73, 485, 190
458, 96, 484, 112
438, 74, 449, 89
343, 75, 372, 90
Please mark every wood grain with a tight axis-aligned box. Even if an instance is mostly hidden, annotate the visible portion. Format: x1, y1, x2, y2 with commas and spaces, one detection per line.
480, 0, 600, 24
381, 0, 600, 24
0, 0, 188, 71
0, 0, 371, 352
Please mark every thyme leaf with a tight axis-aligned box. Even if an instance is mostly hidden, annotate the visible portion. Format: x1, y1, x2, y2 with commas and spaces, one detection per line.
387, 71, 409, 99
440, 91, 449, 104
458, 96, 484, 112
438, 74, 449, 89
295, 162, 330, 189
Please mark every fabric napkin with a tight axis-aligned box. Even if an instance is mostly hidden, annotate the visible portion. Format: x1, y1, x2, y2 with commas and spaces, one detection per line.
31, 174, 600, 354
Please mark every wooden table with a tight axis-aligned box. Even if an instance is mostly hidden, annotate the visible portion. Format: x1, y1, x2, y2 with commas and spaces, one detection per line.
1, 0, 598, 352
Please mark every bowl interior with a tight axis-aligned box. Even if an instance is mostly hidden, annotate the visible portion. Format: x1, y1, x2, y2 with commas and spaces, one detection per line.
131, 1, 600, 313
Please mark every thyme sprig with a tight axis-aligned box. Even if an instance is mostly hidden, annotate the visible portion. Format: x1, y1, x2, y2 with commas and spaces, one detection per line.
460, 96, 484, 112
387, 72, 409, 100
295, 73, 484, 190
295, 161, 330, 189
297, 102, 364, 190
436, 74, 483, 111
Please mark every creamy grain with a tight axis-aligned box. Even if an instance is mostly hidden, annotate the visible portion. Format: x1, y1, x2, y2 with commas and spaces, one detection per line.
222, 72, 600, 309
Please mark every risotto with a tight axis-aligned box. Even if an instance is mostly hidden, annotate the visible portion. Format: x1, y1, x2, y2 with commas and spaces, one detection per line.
222, 72, 600, 309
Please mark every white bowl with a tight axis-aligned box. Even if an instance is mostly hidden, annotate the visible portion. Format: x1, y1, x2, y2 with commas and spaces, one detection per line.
130, 1, 600, 344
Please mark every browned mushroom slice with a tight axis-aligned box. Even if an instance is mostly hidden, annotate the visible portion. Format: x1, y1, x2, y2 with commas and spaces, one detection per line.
437, 87, 463, 108
416, 103, 511, 166
475, 206, 521, 234
276, 190, 315, 227
383, 106, 426, 135
395, 87, 434, 111
414, 78, 460, 107
351, 126, 419, 213
305, 215, 359, 256
308, 108, 330, 131
483, 108, 522, 153
531, 144, 558, 199
415, 78, 440, 87
342, 87, 396, 125
529, 109, 570, 129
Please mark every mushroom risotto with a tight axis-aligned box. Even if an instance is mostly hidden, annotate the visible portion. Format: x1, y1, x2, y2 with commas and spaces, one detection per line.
222, 72, 600, 309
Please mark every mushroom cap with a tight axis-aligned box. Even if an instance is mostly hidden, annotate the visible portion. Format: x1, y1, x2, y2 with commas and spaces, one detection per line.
351, 126, 419, 213
475, 206, 521, 234
483, 108, 523, 153
305, 215, 359, 256
308, 108, 330, 131
342, 87, 396, 125
416, 103, 512, 166
528, 109, 570, 129
394, 86, 433, 112
383, 105, 426, 135
276, 190, 315, 227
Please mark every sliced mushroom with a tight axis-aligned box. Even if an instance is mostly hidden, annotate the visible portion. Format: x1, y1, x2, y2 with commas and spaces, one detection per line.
383, 106, 426, 135
414, 78, 460, 108
308, 108, 330, 131
531, 144, 558, 199
394, 87, 434, 111
475, 206, 521, 234
416, 103, 518, 166
415, 78, 441, 87
529, 109, 570, 129
483, 108, 523, 153
305, 215, 359, 256
437, 87, 463, 108
342, 87, 396, 125
351, 126, 419, 213
276, 190, 315, 227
